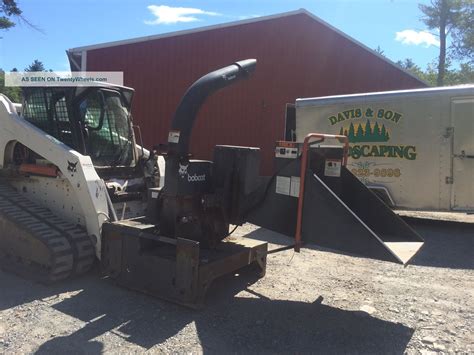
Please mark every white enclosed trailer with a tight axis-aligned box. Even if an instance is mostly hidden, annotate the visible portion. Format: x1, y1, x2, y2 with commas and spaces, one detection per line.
294, 85, 474, 212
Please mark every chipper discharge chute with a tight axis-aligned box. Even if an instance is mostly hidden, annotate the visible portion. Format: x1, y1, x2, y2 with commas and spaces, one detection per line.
0, 57, 423, 309
246, 134, 424, 264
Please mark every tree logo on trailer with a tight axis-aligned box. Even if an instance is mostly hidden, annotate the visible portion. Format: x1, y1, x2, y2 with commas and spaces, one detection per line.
339, 120, 390, 143
326, 107, 417, 160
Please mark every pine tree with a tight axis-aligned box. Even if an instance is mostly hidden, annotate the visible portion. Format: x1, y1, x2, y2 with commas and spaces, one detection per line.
355, 124, 364, 142
25, 59, 45, 72
364, 120, 372, 141
419, 0, 470, 85
0, 0, 22, 30
348, 123, 355, 143
339, 127, 344, 135
380, 125, 388, 142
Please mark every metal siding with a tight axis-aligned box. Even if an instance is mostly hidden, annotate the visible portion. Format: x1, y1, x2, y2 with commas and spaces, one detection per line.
85, 13, 426, 174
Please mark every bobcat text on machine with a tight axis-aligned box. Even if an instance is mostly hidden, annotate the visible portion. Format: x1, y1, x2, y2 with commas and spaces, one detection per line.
0, 59, 424, 308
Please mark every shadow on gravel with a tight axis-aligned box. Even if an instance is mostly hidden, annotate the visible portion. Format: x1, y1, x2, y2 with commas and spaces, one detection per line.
0, 271, 87, 311
404, 219, 474, 270
5, 267, 414, 354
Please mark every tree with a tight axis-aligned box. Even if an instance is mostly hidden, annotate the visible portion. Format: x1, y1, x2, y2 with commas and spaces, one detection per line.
419, 0, 469, 86
0, 0, 21, 30
25, 59, 46, 72
420, 62, 439, 85
450, 2, 473, 64
396, 56, 473, 86
373, 121, 381, 138
444, 62, 474, 84
348, 123, 355, 143
0, 69, 21, 102
364, 120, 372, 139
397, 58, 428, 81
397, 58, 421, 72
374, 46, 385, 56
355, 124, 364, 142
1, 1, 41, 33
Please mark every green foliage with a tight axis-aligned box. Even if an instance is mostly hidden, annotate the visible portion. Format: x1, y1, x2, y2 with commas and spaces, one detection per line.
397, 58, 428, 81
0, 0, 21, 30
450, 2, 474, 64
418, 0, 472, 85
25, 59, 46, 72
348, 123, 355, 142
356, 123, 364, 139
380, 125, 387, 140
445, 63, 474, 84
419, 0, 464, 31
374, 46, 385, 56
398, 57, 473, 86
0, 69, 21, 102
0, 60, 51, 103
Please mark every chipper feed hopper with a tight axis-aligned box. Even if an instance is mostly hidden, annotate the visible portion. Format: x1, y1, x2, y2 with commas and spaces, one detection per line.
0, 59, 423, 308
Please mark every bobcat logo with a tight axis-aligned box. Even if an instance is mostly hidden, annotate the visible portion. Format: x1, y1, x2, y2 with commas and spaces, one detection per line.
178, 163, 188, 178
67, 160, 78, 173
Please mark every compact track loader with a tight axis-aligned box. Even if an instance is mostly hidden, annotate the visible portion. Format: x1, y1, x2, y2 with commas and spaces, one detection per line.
0, 59, 424, 307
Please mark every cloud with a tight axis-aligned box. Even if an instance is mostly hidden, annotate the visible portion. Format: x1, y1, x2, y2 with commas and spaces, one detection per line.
145, 5, 220, 25
395, 29, 440, 47
237, 14, 261, 20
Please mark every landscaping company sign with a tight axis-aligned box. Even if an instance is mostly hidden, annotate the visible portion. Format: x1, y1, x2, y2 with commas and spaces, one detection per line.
325, 107, 417, 182
327, 107, 417, 161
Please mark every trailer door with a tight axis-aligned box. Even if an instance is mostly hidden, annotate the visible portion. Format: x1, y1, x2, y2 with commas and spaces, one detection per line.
451, 98, 474, 211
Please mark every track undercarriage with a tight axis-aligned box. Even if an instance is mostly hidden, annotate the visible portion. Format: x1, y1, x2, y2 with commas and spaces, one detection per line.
0, 181, 95, 283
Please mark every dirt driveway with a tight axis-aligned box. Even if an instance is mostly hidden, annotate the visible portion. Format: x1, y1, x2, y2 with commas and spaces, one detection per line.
0, 219, 472, 354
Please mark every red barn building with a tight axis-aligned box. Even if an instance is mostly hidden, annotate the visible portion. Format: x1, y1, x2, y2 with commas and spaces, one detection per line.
68, 9, 426, 174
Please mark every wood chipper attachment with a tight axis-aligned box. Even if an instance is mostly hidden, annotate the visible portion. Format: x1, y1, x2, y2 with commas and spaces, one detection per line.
102, 60, 423, 308
244, 134, 424, 264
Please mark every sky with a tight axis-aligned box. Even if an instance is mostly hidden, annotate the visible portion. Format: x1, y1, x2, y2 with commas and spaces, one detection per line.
0, 0, 449, 72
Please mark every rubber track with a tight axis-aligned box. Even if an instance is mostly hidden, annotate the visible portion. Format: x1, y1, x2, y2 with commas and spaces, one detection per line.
0, 181, 95, 283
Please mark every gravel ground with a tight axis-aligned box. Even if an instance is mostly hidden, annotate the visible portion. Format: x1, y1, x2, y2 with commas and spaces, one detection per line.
0, 219, 472, 354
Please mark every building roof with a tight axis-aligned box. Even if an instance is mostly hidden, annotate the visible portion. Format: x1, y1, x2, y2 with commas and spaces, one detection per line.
68, 8, 425, 84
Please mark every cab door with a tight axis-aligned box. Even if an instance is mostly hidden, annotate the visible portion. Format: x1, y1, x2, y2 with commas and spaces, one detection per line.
451, 98, 474, 211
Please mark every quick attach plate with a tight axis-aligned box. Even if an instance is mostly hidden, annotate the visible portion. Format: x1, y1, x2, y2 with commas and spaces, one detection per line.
101, 219, 267, 308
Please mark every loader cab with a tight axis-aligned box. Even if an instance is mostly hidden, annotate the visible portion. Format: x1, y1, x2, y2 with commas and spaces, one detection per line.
20, 85, 150, 216
75, 87, 136, 168
21, 85, 138, 170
